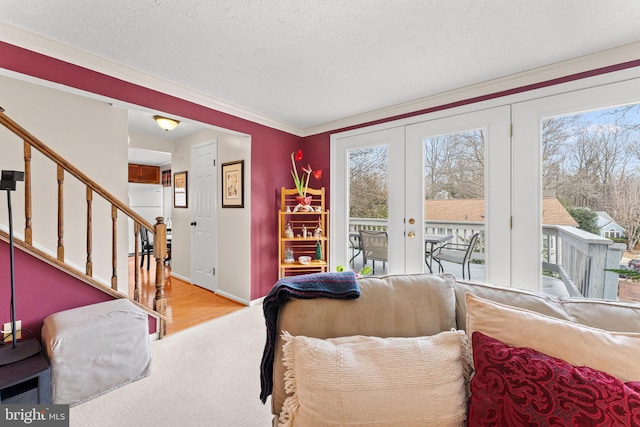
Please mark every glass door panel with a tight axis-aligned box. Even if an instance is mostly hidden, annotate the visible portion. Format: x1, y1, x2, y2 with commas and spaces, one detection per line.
332, 126, 405, 276
406, 106, 511, 284
513, 78, 640, 293
422, 129, 486, 278
540, 103, 640, 297
347, 145, 388, 275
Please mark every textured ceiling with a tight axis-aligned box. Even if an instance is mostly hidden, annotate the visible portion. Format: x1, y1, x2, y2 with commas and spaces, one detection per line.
1, 1, 640, 133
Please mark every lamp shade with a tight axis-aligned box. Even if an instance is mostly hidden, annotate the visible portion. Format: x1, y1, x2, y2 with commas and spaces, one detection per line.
153, 115, 180, 131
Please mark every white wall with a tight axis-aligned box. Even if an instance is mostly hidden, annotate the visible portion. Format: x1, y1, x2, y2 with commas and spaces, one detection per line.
128, 129, 174, 154
171, 128, 252, 304
0, 75, 130, 292
0, 74, 252, 303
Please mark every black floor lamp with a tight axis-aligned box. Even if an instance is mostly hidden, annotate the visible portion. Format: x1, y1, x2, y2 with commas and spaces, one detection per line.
0, 170, 41, 365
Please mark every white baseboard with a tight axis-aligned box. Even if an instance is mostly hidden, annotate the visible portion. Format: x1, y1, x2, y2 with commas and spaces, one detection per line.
170, 271, 190, 282
250, 296, 265, 307
169, 272, 251, 306
216, 289, 249, 306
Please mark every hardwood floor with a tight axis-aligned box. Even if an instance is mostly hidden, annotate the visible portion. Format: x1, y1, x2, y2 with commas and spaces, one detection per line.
128, 256, 245, 336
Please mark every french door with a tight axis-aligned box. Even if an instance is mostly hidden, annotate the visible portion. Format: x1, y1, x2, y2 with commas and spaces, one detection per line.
332, 106, 510, 283
513, 78, 640, 292
332, 126, 405, 275
333, 70, 640, 294
406, 106, 511, 284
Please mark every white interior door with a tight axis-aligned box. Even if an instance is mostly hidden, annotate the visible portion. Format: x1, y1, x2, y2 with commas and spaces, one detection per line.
191, 140, 218, 291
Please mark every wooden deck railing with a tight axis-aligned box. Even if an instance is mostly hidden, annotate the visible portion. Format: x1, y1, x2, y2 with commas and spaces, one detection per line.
544, 225, 623, 299
0, 107, 168, 337
349, 217, 621, 299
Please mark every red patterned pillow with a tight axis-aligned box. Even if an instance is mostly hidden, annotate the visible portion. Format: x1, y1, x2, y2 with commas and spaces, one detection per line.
469, 331, 640, 427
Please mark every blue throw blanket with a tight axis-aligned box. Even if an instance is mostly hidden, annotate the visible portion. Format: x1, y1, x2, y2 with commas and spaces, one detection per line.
259, 271, 360, 403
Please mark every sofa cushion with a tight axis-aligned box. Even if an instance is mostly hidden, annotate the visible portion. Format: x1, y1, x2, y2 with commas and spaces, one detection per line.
272, 273, 457, 415
465, 293, 640, 383
455, 279, 640, 333
279, 330, 470, 427
468, 331, 640, 426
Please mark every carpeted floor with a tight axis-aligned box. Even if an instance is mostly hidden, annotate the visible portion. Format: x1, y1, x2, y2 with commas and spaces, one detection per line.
70, 303, 273, 427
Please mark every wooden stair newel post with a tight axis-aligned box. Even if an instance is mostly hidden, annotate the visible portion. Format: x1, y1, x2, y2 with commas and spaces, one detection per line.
153, 217, 167, 337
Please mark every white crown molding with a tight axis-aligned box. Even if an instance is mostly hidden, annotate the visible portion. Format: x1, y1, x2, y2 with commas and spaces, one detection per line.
0, 22, 304, 137
303, 41, 640, 137
3, 22, 639, 139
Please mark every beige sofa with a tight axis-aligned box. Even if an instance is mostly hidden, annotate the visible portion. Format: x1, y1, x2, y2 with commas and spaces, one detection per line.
269, 273, 640, 426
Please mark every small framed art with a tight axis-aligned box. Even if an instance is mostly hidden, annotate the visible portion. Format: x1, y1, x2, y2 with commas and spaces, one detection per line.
173, 171, 188, 208
221, 160, 244, 208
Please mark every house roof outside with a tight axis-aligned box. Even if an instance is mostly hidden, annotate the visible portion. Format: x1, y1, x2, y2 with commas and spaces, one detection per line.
425, 197, 578, 226
596, 211, 616, 224
595, 211, 625, 232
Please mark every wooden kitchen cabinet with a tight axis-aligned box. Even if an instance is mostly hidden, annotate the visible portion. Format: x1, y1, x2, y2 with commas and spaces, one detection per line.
128, 163, 160, 184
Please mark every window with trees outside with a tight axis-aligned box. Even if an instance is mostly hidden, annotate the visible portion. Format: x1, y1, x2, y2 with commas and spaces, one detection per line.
542, 104, 640, 250
349, 146, 388, 222
334, 70, 640, 301
540, 103, 640, 298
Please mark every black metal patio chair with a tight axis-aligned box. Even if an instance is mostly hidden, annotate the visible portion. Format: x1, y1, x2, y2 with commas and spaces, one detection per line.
431, 232, 480, 280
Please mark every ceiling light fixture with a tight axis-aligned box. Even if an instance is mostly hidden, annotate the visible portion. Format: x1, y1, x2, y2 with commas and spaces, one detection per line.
153, 115, 180, 131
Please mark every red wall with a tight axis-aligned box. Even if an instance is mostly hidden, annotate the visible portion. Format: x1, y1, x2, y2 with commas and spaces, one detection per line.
0, 240, 159, 340
2, 41, 640, 304
300, 134, 331, 210
249, 136, 299, 298
0, 41, 301, 300
300, 58, 640, 172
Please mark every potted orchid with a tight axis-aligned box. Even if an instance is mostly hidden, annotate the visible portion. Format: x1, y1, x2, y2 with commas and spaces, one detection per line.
290, 149, 322, 211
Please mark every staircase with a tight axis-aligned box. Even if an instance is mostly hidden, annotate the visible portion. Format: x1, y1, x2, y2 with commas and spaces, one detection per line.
0, 107, 168, 337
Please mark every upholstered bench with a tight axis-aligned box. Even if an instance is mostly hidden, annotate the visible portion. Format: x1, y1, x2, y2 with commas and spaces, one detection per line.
41, 298, 152, 406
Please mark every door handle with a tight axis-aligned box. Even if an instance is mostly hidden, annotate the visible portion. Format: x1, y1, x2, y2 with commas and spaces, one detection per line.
407, 231, 416, 238
190, 221, 197, 226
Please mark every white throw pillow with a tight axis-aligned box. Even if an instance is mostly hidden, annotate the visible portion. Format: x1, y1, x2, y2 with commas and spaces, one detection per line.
465, 292, 640, 383
278, 330, 471, 427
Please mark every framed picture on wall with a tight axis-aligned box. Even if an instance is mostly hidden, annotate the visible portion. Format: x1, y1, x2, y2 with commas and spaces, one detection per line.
222, 160, 244, 208
174, 171, 188, 208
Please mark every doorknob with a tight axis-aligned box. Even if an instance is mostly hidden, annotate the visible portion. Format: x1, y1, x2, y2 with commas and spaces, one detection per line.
407, 231, 415, 238
190, 221, 197, 226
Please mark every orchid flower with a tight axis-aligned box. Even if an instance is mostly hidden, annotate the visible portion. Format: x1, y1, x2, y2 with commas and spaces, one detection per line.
290, 150, 322, 197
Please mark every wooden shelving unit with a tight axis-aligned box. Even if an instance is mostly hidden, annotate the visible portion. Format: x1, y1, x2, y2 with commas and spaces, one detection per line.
278, 187, 329, 278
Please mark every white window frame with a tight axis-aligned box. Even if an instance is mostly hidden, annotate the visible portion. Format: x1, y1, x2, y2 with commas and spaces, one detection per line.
331, 66, 640, 290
